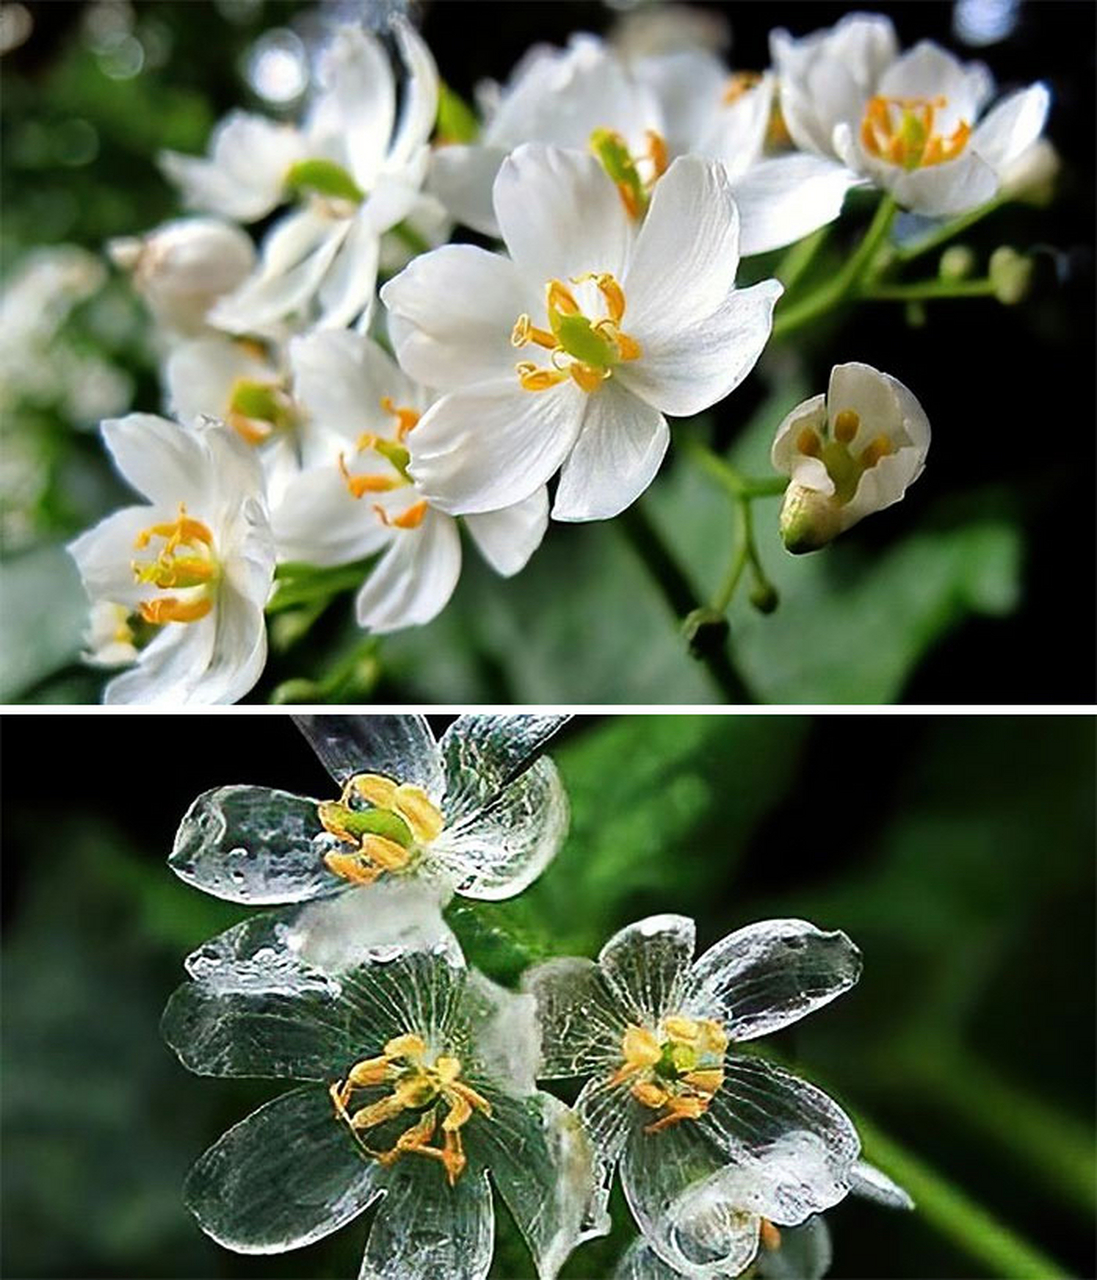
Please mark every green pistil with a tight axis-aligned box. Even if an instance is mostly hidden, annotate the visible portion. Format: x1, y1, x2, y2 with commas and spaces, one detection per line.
326, 804, 415, 847
820, 441, 864, 506
550, 312, 617, 370
285, 158, 364, 204
590, 128, 648, 217
228, 379, 294, 432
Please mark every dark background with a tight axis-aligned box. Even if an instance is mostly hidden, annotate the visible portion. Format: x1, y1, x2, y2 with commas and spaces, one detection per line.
1, 0, 1094, 704
2, 713, 1094, 1278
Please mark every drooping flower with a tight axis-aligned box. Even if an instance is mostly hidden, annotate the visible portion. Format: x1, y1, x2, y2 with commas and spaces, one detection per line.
382, 144, 781, 522
271, 329, 548, 633
523, 915, 863, 1277
163, 21, 442, 334
771, 362, 930, 553
747, 13, 1050, 239
170, 713, 569, 915
163, 942, 599, 1280
66, 414, 274, 704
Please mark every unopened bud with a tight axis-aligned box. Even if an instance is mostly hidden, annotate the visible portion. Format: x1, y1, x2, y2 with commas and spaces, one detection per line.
989, 247, 1034, 305
682, 607, 729, 658
999, 139, 1060, 207
749, 581, 779, 614
779, 483, 843, 554
939, 245, 975, 281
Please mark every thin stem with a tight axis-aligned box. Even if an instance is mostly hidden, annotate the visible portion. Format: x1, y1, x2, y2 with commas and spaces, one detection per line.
616, 503, 753, 703
712, 500, 751, 615
895, 195, 1006, 262
860, 277, 997, 301
681, 437, 787, 500
775, 225, 830, 292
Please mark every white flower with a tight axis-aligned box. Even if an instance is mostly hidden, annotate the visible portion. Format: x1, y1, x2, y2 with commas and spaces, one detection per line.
163, 21, 440, 335
742, 13, 1051, 247
83, 600, 138, 667
382, 143, 781, 522
524, 915, 863, 1278
272, 329, 548, 633
771, 362, 930, 553
67, 414, 274, 704
107, 217, 256, 340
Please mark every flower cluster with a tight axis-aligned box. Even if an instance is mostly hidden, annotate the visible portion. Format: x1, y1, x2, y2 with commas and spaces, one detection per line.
165, 714, 911, 1278
68, 9, 1050, 701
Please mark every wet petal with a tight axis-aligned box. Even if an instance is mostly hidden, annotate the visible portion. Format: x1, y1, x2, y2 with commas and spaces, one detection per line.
292, 714, 443, 795
438, 713, 570, 821
685, 919, 862, 1042
342, 948, 469, 1052
598, 915, 696, 1024
184, 1084, 381, 1253
849, 1160, 914, 1210
756, 1217, 833, 1280
431, 756, 568, 901
170, 784, 340, 906
522, 957, 626, 1079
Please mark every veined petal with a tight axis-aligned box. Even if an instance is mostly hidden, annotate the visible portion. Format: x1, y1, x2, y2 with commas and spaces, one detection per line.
684, 919, 862, 1042
273, 465, 394, 568
598, 915, 696, 1025
408, 377, 585, 515
381, 245, 527, 389
438, 713, 570, 821
342, 949, 469, 1052
293, 713, 443, 795
886, 150, 999, 217
354, 507, 462, 634
731, 155, 861, 257
553, 380, 668, 522
184, 1085, 381, 1253
972, 83, 1051, 173
101, 413, 214, 509
576, 1074, 635, 1179
464, 487, 548, 577
494, 143, 633, 286
522, 957, 626, 1079
618, 279, 781, 418
756, 1216, 833, 1280
431, 756, 568, 901
290, 329, 418, 443
170, 784, 340, 905
427, 144, 507, 237
360, 1161, 493, 1280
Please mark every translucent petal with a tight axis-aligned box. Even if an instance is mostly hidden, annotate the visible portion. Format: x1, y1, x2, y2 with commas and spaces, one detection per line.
756, 1216, 833, 1280
184, 1084, 381, 1253
575, 1074, 636, 1228
431, 757, 568, 901
685, 920, 862, 1043
473, 1088, 599, 1279
598, 915, 697, 1024
359, 1160, 494, 1280
463, 970, 541, 1096
439, 713, 570, 820
342, 948, 469, 1056
613, 1238, 679, 1280
850, 1159, 914, 1210
170, 784, 340, 905
522, 957, 626, 1078
293, 714, 443, 795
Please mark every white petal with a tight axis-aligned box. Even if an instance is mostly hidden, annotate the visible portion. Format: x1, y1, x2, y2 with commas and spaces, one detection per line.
68, 504, 166, 609
770, 393, 827, 480
731, 154, 861, 256
827, 361, 929, 454
877, 42, 990, 131
408, 378, 584, 515
292, 713, 442, 794
311, 25, 394, 187
553, 380, 668, 522
618, 278, 781, 418
635, 48, 730, 157
103, 611, 218, 705
427, 144, 507, 237
166, 335, 269, 425
314, 210, 380, 330
101, 413, 213, 508
387, 19, 440, 172
191, 579, 268, 705
850, 1160, 914, 1210
380, 245, 528, 389
354, 507, 462, 633
887, 150, 999, 217
494, 143, 633, 286
464, 487, 548, 576
290, 329, 417, 443
597, 914, 696, 1025
972, 83, 1050, 173
695, 74, 775, 179
623, 155, 742, 337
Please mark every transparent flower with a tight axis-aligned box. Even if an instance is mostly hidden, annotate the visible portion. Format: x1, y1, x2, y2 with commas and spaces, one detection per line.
107, 217, 256, 340
66, 414, 274, 704
171, 713, 569, 917
771, 362, 930, 554
163, 943, 598, 1280
748, 13, 1050, 240
272, 329, 547, 633
524, 915, 863, 1277
382, 144, 781, 522
163, 21, 441, 334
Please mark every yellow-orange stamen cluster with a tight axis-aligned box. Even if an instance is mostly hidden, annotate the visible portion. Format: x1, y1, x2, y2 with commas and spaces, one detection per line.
131, 503, 217, 625
318, 771, 445, 886
795, 406, 895, 505
336, 398, 428, 530
606, 1014, 728, 1134
723, 71, 764, 105
861, 95, 971, 170
331, 1033, 491, 1185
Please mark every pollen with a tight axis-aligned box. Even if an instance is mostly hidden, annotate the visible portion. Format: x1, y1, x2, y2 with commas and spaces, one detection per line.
605, 1013, 727, 1135
319, 771, 445, 885
861, 95, 971, 170
131, 503, 218, 628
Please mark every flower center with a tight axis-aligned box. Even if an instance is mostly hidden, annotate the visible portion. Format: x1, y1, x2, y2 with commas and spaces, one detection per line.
284, 157, 364, 214
131, 503, 219, 625
224, 347, 296, 446
337, 398, 429, 530
318, 771, 445, 886
590, 127, 668, 219
331, 1033, 491, 1185
860, 95, 971, 170
607, 1014, 728, 1134
511, 274, 641, 395
795, 408, 894, 505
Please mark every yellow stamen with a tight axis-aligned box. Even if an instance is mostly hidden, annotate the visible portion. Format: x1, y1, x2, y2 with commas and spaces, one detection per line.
547, 279, 580, 315
861, 95, 971, 170
517, 362, 569, 391
834, 409, 860, 443
360, 834, 413, 872
723, 71, 763, 105
569, 363, 607, 393
645, 129, 669, 179
322, 850, 380, 886
631, 1080, 670, 1108
623, 1025, 662, 1067
350, 774, 400, 809
394, 783, 446, 843
137, 596, 213, 625
644, 1094, 707, 1133
338, 452, 401, 499
226, 412, 274, 446
132, 503, 218, 627
375, 499, 429, 530
379, 396, 421, 440
859, 434, 894, 468
797, 428, 823, 457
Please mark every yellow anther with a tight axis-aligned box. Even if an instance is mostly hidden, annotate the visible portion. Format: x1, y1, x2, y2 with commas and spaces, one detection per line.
611, 329, 642, 361
375, 499, 429, 530
360, 834, 413, 872
645, 129, 669, 179
547, 279, 580, 316
644, 1094, 708, 1133
760, 1219, 783, 1252
859, 434, 894, 468
323, 850, 380, 886
723, 71, 763, 105
372, 1111, 438, 1166
439, 1126, 467, 1185
133, 506, 213, 551
797, 428, 823, 457
347, 1056, 393, 1088
338, 451, 401, 500
834, 409, 860, 443
349, 1091, 411, 1131
572, 272, 627, 324
394, 783, 446, 843
227, 412, 274, 446
861, 95, 970, 170
379, 396, 420, 440
631, 1080, 670, 1109
131, 504, 219, 626
622, 1025, 662, 1067
569, 363, 607, 393
385, 1033, 428, 1059
517, 362, 569, 391
137, 596, 213, 625
682, 1068, 724, 1095
349, 773, 399, 808
697, 1019, 728, 1054
662, 1015, 701, 1042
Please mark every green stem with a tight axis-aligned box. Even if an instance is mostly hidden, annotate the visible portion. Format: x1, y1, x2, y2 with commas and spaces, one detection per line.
775, 225, 830, 292
895, 195, 1006, 262
267, 558, 374, 613
681, 437, 787, 500
860, 277, 997, 301
855, 1110, 1070, 1280
617, 503, 753, 703
772, 195, 898, 339
712, 501, 751, 614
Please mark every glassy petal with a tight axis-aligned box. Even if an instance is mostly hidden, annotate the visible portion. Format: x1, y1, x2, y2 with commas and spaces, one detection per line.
756, 1217, 833, 1280
522, 957, 626, 1079
685, 920, 862, 1043
342, 948, 468, 1052
170, 784, 339, 905
598, 915, 696, 1024
464, 487, 548, 577
292, 714, 442, 794
462, 970, 541, 1096
431, 756, 568, 901
439, 713, 570, 820
849, 1160, 914, 1210
184, 1085, 380, 1253
613, 1238, 678, 1280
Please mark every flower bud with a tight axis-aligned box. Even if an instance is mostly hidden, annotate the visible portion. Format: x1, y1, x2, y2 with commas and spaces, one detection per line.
749, 581, 779, 614
939, 245, 975, 281
778, 483, 845, 554
989, 247, 1034, 305
999, 138, 1060, 207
